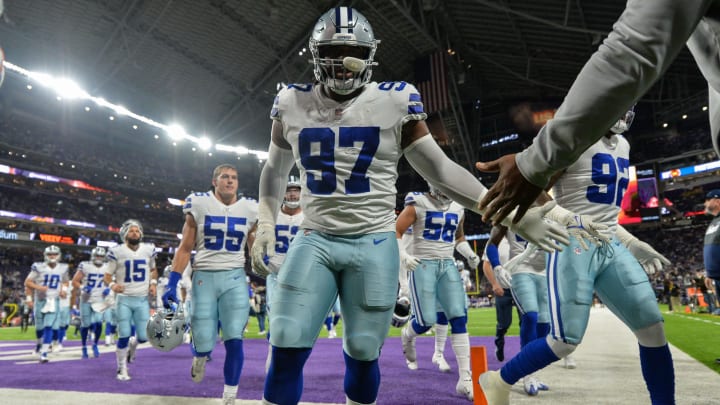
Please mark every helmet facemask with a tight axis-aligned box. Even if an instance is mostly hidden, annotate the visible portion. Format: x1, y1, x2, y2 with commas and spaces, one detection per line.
44, 245, 61, 264
610, 107, 636, 134
309, 7, 379, 95
91, 247, 107, 266
428, 185, 452, 206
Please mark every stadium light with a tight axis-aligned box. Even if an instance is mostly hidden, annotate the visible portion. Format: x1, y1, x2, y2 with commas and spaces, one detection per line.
54, 78, 88, 99
166, 124, 187, 141
198, 136, 212, 151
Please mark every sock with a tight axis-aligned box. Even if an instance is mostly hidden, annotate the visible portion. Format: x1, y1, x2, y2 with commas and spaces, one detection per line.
52, 329, 59, 342
93, 323, 103, 344
434, 324, 448, 355
117, 336, 130, 349
410, 319, 430, 335
81, 327, 89, 347
223, 384, 238, 398
344, 351, 380, 404
639, 344, 675, 404
264, 347, 312, 405
43, 327, 53, 344
500, 337, 560, 385
130, 325, 136, 337
116, 347, 128, 370
520, 312, 539, 347
537, 322, 550, 339
450, 333, 471, 376
325, 316, 333, 331
224, 339, 244, 386
58, 326, 67, 343
333, 314, 341, 326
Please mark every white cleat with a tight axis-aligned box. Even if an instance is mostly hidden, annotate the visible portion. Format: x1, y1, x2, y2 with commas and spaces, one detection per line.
183, 332, 191, 344
328, 329, 337, 339
191, 356, 208, 383
456, 371, 474, 401
523, 376, 540, 396
105, 335, 112, 346
222, 393, 236, 405
39, 353, 49, 363
116, 367, 131, 381
55, 343, 63, 353
432, 352, 451, 372
537, 378, 549, 391
563, 354, 577, 369
478, 370, 511, 405
401, 326, 417, 370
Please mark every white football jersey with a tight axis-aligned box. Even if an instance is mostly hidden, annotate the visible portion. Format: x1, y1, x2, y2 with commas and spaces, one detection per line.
106, 243, 157, 297
551, 134, 630, 238
271, 81, 427, 235
181, 263, 193, 302
77, 261, 109, 303
268, 209, 305, 274
27, 262, 69, 301
183, 192, 258, 270
404, 192, 465, 259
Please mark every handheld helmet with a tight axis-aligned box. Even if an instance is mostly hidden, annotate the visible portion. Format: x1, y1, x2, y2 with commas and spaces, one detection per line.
163, 265, 173, 279
391, 296, 411, 328
428, 184, 452, 206
283, 176, 302, 209
610, 106, 636, 134
91, 246, 107, 266
309, 7, 379, 94
44, 245, 61, 264
456, 259, 465, 271
147, 307, 186, 352
119, 219, 143, 245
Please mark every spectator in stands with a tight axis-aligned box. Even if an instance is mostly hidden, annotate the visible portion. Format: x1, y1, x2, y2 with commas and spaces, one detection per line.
702, 190, 720, 364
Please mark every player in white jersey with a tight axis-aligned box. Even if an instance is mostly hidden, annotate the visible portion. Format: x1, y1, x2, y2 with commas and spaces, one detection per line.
396, 188, 479, 401
480, 110, 675, 405
24, 245, 70, 363
484, 226, 553, 396
71, 246, 109, 359
252, 178, 304, 373
162, 164, 258, 405
477, 2, 720, 227
250, 8, 568, 405
104, 219, 158, 381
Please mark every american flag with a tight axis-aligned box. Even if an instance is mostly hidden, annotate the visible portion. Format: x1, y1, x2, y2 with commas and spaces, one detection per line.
415, 51, 449, 114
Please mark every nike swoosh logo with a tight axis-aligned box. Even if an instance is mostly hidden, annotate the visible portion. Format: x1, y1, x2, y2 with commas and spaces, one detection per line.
373, 238, 388, 245
232, 276, 243, 280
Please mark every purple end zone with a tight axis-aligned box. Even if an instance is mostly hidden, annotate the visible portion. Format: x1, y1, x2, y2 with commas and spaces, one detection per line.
0, 336, 519, 404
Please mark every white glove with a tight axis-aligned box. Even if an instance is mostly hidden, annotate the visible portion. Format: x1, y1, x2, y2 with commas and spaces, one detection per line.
626, 239, 670, 275
504, 243, 539, 274
455, 241, 480, 269
493, 265, 513, 289
505, 201, 570, 252
615, 225, 670, 275
399, 248, 421, 271
467, 255, 480, 270
250, 223, 276, 277
546, 204, 610, 250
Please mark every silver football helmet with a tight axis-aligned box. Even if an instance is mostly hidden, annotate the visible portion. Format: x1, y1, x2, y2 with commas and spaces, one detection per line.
119, 219, 143, 244
44, 245, 61, 264
147, 307, 186, 352
163, 265, 173, 278
283, 176, 302, 209
91, 246, 107, 266
610, 106, 635, 134
309, 7, 379, 94
428, 184, 452, 206
391, 296, 411, 328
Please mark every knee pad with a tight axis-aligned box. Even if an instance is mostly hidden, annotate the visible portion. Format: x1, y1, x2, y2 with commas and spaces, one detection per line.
345, 333, 382, 361
269, 315, 305, 347
634, 322, 667, 347
448, 316, 467, 334
546, 335, 577, 358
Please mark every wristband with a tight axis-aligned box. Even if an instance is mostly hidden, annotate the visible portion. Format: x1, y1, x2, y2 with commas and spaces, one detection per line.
485, 243, 502, 268
150, 279, 158, 285
108, 282, 116, 290
26, 295, 32, 302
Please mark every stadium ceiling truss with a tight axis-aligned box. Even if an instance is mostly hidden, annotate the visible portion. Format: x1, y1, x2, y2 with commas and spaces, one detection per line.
0, 0, 707, 153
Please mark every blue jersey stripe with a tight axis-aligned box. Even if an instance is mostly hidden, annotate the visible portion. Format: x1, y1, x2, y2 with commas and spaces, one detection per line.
408, 104, 424, 114
409, 93, 421, 102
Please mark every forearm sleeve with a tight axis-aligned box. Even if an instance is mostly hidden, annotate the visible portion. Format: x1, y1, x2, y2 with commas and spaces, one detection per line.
455, 240, 475, 260
484, 243, 502, 268
516, 0, 708, 187
403, 135, 487, 213
258, 142, 296, 225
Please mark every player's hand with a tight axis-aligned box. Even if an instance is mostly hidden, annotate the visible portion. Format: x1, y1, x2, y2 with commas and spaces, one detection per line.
546, 204, 610, 250
506, 202, 570, 252
82, 285, 93, 294
251, 223, 276, 277
493, 265, 513, 289
626, 240, 670, 275
162, 272, 181, 308
476, 154, 544, 225
467, 254, 481, 269
492, 286, 505, 296
149, 284, 157, 297
400, 249, 421, 271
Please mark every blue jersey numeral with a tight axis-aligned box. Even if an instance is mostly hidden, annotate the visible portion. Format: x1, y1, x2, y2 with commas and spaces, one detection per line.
86, 273, 103, 289
298, 126, 380, 195
204, 216, 247, 252
586, 153, 630, 207
123, 259, 147, 283
422, 211, 459, 243
42, 274, 61, 289
275, 224, 300, 253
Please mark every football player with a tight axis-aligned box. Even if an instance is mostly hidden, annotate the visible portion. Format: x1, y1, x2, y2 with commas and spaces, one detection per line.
24, 245, 70, 363
162, 164, 258, 405
249, 177, 304, 373
71, 246, 109, 359
104, 219, 158, 381
477, 2, 720, 227
479, 110, 674, 404
396, 186, 480, 401
250, 7, 569, 405
54, 281, 72, 352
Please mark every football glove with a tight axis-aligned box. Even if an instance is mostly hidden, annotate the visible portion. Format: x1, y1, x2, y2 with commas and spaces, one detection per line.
493, 265, 513, 289
546, 204, 609, 250
162, 271, 181, 308
251, 223, 276, 277
505, 201, 570, 252
626, 239, 670, 275
455, 240, 480, 269
399, 247, 421, 271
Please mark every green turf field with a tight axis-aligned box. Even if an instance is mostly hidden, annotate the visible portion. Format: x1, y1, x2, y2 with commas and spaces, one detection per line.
3, 305, 717, 375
